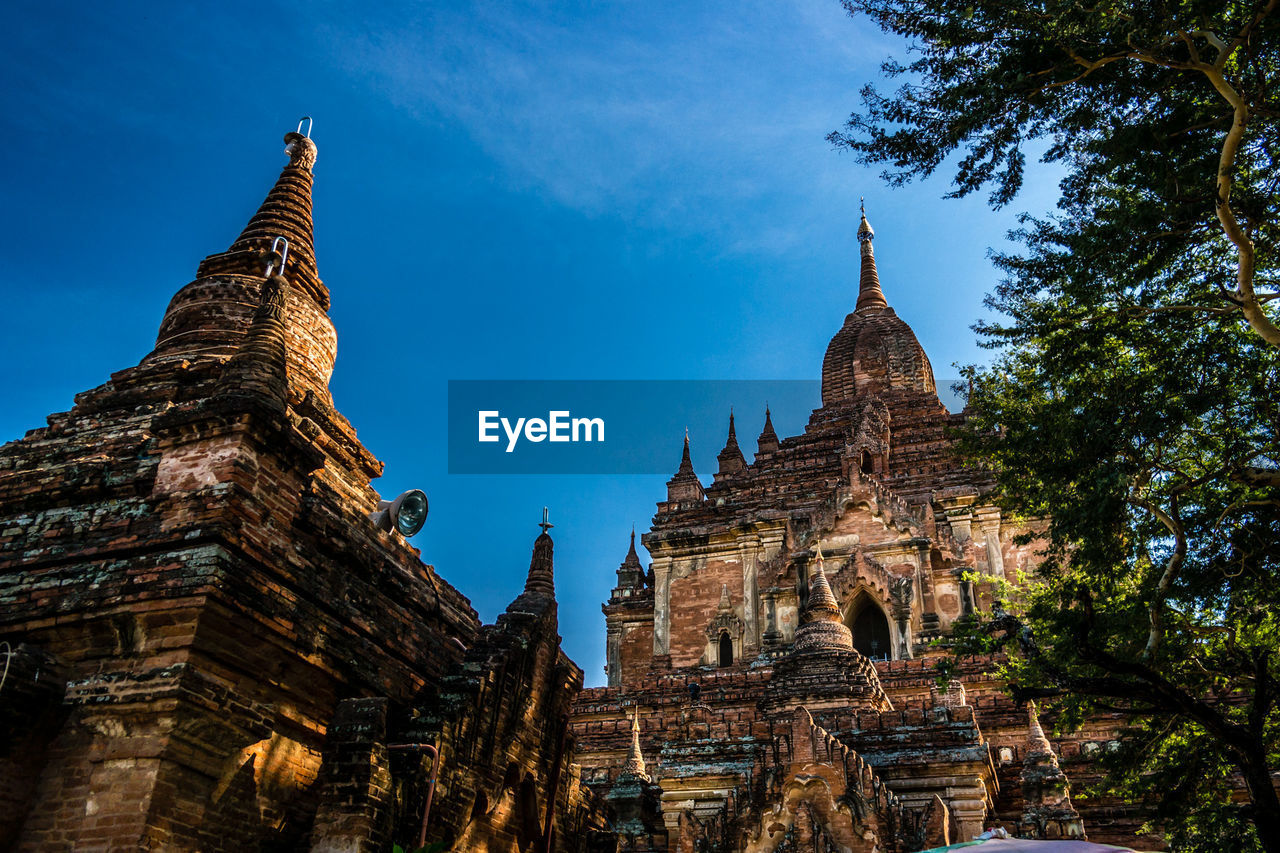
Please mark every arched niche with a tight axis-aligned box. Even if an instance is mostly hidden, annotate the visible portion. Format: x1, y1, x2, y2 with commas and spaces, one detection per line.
844, 590, 894, 660
704, 610, 745, 667
718, 631, 734, 666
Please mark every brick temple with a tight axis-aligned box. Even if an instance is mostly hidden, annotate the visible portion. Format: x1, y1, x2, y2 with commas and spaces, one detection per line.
570, 210, 1155, 850
0, 128, 608, 852
0, 125, 1151, 852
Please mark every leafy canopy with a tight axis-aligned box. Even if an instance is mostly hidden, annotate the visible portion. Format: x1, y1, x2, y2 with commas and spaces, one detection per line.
832, 0, 1279, 849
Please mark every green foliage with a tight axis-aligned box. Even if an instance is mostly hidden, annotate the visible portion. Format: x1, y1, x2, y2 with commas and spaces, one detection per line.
392, 842, 448, 853
833, 0, 1280, 848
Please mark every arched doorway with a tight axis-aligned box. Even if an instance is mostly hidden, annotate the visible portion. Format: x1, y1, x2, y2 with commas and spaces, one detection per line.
847, 595, 892, 660
718, 631, 734, 666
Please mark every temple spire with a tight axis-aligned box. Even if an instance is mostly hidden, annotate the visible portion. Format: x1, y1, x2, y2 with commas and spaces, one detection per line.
1026, 701, 1054, 758
613, 527, 646, 593
148, 122, 338, 403
715, 411, 746, 480
677, 431, 694, 475
1019, 702, 1087, 839
620, 712, 650, 781
196, 121, 326, 310
757, 406, 779, 456
854, 207, 888, 312
792, 543, 854, 652
523, 509, 556, 597
666, 431, 704, 504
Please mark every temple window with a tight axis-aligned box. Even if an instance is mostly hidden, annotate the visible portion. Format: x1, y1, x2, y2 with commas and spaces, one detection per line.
718, 631, 734, 666
848, 597, 892, 660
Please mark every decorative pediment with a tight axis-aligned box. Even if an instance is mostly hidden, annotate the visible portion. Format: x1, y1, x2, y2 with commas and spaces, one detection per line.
706, 610, 746, 641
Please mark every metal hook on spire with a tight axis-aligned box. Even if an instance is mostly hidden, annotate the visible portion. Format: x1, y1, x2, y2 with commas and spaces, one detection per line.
297, 116, 313, 138
264, 236, 290, 277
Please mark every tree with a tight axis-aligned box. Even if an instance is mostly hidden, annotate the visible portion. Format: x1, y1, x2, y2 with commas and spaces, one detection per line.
829, 0, 1280, 849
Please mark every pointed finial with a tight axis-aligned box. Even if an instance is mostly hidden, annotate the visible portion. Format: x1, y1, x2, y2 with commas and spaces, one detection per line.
757, 405, 780, 456
539, 506, 554, 533
621, 709, 649, 780
860, 196, 865, 215
716, 409, 746, 479
1026, 701, 1055, 758
667, 427, 704, 501
187, 122, 325, 311
855, 205, 887, 311
814, 542, 825, 565
522, 519, 556, 597
676, 430, 694, 472
624, 527, 641, 564
791, 544, 854, 652
857, 209, 875, 242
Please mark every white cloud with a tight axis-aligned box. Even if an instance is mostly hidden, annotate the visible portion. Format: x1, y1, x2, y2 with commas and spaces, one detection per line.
312, 0, 890, 250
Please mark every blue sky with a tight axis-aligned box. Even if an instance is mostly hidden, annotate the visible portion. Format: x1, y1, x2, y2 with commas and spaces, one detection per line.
0, 0, 1062, 685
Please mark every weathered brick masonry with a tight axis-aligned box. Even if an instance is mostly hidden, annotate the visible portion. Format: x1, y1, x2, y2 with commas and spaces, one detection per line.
0, 129, 606, 852
575, 211, 1158, 852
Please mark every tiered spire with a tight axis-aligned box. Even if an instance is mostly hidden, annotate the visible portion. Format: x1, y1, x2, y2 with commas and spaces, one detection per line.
756, 406, 779, 456
715, 412, 746, 479
614, 528, 646, 591
717, 584, 732, 612
677, 433, 694, 475
1026, 701, 1053, 757
854, 204, 887, 313
195, 124, 326, 310
619, 712, 650, 781
624, 529, 642, 569
1019, 702, 1087, 839
791, 544, 854, 652
665, 431, 705, 504
523, 508, 556, 597
149, 122, 338, 402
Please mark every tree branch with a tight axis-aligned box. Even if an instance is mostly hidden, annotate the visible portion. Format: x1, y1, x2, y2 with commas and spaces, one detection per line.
1201, 0, 1280, 346
1132, 497, 1187, 660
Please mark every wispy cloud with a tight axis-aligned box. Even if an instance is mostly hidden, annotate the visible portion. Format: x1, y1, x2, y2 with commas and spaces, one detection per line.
311, 0, 891, 252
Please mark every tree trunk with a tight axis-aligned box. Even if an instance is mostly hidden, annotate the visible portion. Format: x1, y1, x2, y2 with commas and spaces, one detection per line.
1240, 749, 1280, 853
